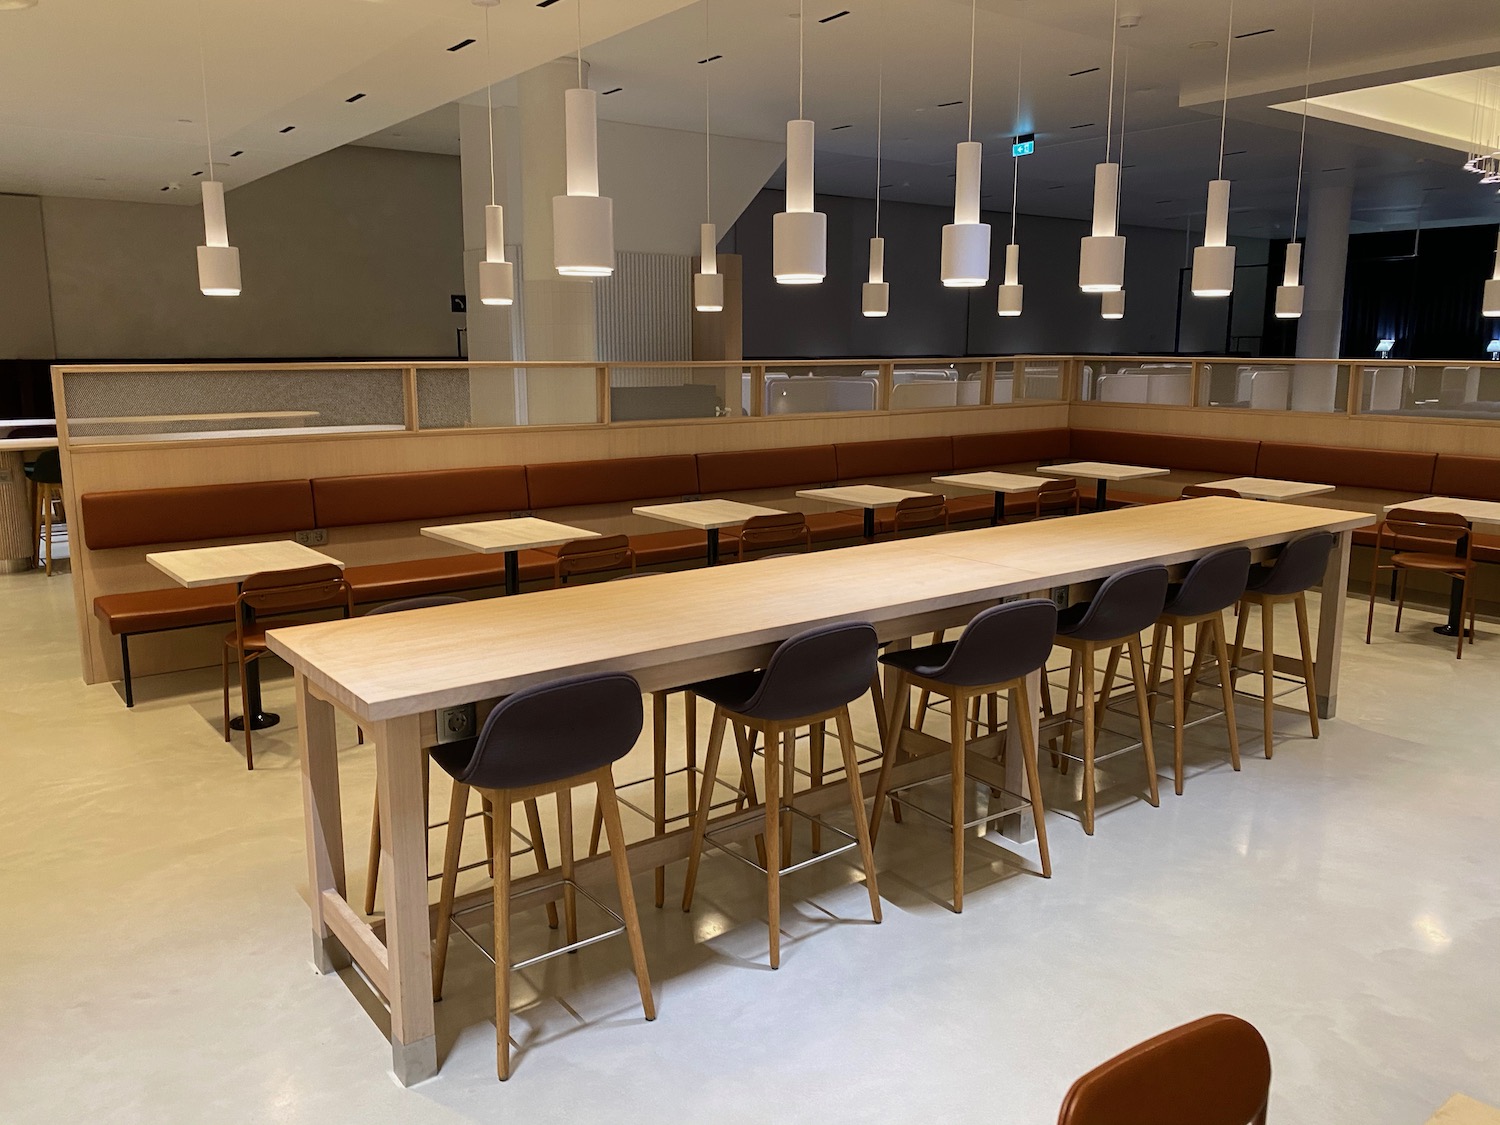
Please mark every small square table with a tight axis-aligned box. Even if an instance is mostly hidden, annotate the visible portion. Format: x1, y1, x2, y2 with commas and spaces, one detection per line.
148, 540, 342, 730
632, 499, 784, 565
932, 471, 1051, 525
1037, 461, 1170, 511
1203, 476, 1336, 502
422, 517, 598, 595
1380, 496, 1500, 637
797, 484, 935, 541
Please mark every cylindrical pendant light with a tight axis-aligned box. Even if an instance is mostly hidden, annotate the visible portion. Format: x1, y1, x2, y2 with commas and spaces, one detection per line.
863, 3, 889, 317
941, 0, 990, 287
863, 236, 889, 317
1192, 0, 1237, 298
997, 40, 1025, 317
775, 0, 826, 284
693, 2, 723, 313
1275, 242, 1304, 319
197, 180, 241, 297
1484, 229, 1500, 317
474, 1, 514, 306
1101, 289, 1125, 319
1080, 0, 1126, 293
1276, 0, 1314, 320
997, 243, 1023, 316
554, 2, 614, 277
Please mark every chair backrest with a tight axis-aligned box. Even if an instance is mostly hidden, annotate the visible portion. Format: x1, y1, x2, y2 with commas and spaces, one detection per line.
555, 534, 634, 584
1057, 1013, 1271, 1125
1250, 530, 1336, 596
1379, 507, 1472, 558
442, 672, 644, 790
1166, 546, 1251, 617
366, 595, 466, 616
1037, 478, 1080, 516
239, 564, 352, 620
932, 599, 1058, 687
1181, 484, 1241, 499
737, 512, 810, 558
1060, 564, 1170, 641
893, 494, 948, 535
28, 448, 63, 484
737, 621, 879, 721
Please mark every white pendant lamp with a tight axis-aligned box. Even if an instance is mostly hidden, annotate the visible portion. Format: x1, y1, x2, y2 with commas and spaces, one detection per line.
193, 17, 239, 297
694, 2, 722, 312
774, 0, 826, 284
1101, 289, 1125, 319
863, 3, 888, 317
941, 0, 990, 287
474, 0, 514, 305
997, 43, 1025, 316
1276, 1, 1314, 320
1192, 0, 1237, 298
554, 0, 614, 277
1485, 230, 1500, 317
1080, 0, 1125, 293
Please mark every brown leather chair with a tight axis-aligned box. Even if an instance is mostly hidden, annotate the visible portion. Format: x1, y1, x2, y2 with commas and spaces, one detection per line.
1057, 1013, 1271, 1125
223, 564, 353, 769
1033, 478, 1081, 519
551, 534, 635, 585
726, 511, 811, 561
1364, 507, 1477, 659
889, 494, 949, 538
1181, 484, 1242, 499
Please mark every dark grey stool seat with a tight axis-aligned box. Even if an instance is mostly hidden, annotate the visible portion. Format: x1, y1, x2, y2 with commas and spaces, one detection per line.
430, 672, 655, 1080
871, 600, 1058, 911
681, 622, 883, 969
1232, 531, 1336, 759
1048, 565, 1169, 835
1146, 547, 1250, 796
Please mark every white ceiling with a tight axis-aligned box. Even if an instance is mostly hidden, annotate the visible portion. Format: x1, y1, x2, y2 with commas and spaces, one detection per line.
4, 0, 1500, 238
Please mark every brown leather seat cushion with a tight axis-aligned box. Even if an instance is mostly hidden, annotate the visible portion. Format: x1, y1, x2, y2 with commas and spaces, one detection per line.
628, 529, 709, 566
952, 428, 1072, 470
1476, 534, 1500, 563
947, 494, 997, 522
834, 436, 955, 481
93, 585, 238, 635
1070, 429, 1260, 475
81, 480, 316, 551
1432, 455, 1500, 503
313, 466, 529, 528
696, 445, 838, 493
345, 555, 507, 601
1255, 442, 1437, 493
805, 510, 865, 542
526, 454, 699, 510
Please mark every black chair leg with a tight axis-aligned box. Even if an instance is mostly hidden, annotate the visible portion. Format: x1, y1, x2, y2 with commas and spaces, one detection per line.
121, 635, 135, 708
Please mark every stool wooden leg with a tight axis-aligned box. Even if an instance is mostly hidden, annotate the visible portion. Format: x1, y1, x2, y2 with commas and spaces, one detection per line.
1171, 622, 1186, 796
521, 798, 560, 930
1095, 644, 1122, 731
652, 691, 668, 907
1147, 625, 1167, 724
1232, 600, 1250, 676
1014, 678, 1051, 878
1127, 636, 1160, 808
42, 483, 53, 577
1080, 643, 1096, 835
1261, 600, 1276, 759
809, 720, 825, 853
492, 797, 514, 1081
732, 721, 768, 869
681, 706, 728, 912
1061, 652, 1081, 776
950, 693, 968, 913
1210, 614, 1242, 772
1293, 592, 1320, 738
557, 788, 577, 948
238, 653, 255, 770
595, 772, 655, 1022
431, 781, 470, 1001
763, 722, 783, 969
221, 645, 232, 743
833, 705, 881, 923
31, 481, 42, 569
868, 671, 907, 845
685, 692, 698, 819
781, 728, 795, 870
364, 785, 382, 915
482, 796, 495, 878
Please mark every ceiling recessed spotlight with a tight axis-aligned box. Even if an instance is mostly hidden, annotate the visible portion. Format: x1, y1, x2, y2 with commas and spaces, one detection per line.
1189, 39, 1218, 49
230, 150, 243, 157
345, 92, 366, 103
278, 125, 296, 133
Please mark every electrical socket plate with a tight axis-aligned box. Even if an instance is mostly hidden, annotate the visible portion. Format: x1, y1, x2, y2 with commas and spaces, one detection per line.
0, 467, 11, 483
435, 703, 477, 744
294, 528, 328, 547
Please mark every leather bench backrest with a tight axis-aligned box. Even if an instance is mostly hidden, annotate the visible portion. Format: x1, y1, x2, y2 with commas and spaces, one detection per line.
835, 436, 955, 481
697, 445, 838, 493
312, 466, 530, 528
81, 479, 316, 550
1070, 428, 1261, 475
1432, 454, 1500, 502
952, 428, 1072, 469
526, 453, 700, 510
1256, 442, 1437, 493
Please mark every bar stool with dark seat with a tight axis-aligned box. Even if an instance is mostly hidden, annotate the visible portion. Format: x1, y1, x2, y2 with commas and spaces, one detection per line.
1231, 531, 1335, 758
1032, 477, 1081, 520
23, 447, 65, 575
1180, 484, 1241, 499
1049, 564, 1168, 835
724, 511, 812, 561
431, 672, 655, 1081
1146, 547, 1249, 795
869, 599, 1057, 911
680, 622, 883, 968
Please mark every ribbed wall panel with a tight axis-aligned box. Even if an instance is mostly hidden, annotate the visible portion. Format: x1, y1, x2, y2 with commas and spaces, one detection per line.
596, 251, 692, 386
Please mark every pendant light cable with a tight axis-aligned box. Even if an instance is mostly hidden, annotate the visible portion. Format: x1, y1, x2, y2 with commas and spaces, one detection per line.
704, 0, 712, 225
1116, 45, 1129, 230
1010, 31, 1022, 245
196, 0, 215, 177
1217, 0, 1235, 179
484, 3, 496, 206
1291, 0, 1316, 239
1105, 0, 1118, 164
875, 0, 884, 238
576, 0, 584, 88
966, 0, 977, 142
798, 0, 805, 119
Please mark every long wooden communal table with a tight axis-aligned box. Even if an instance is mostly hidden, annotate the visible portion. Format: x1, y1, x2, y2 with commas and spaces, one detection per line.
267, 497, 1373, 1085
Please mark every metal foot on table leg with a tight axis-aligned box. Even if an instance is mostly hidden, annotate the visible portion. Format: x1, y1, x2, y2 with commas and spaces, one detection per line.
312, 932, 352, 975
391, 1034, 439, 1087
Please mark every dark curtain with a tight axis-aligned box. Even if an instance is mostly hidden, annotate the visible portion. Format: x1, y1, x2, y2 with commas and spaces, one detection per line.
0, 360, 54, 418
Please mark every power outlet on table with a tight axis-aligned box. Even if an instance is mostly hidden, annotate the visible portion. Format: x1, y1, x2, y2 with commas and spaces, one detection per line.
435, 704, 477, 744
295, 528, 328, 547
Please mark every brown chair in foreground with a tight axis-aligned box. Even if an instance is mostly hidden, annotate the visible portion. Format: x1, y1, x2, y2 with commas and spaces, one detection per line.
1032, 478, 1081, 520
550, 534, 635, 585
222, 564, 353, 769
1364, 507, 1478, 660
726, 511, 811, 561
1181, 484, 1242, 499
889, 494, 949, 538
1057, 1013, 1271, 1125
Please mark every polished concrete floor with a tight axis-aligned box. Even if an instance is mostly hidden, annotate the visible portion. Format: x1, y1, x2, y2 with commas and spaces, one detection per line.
2, 568, 1497, 1124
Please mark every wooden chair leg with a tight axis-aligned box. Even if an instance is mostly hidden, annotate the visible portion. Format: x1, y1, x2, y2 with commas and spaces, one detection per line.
733, 721, 768, 868
868, 670, 907, 845
1171, 622, 1186, 796
780, 728, 795, 870
1095, 643, 1123, 730
1261, 600, 1276, 759
1080, 643, 1096, 835
809, 720, 825, 853
763, 722, 783, 969
1364, 555, 1382, 644
42, 483, 53, 577
364, 784, 382, 915
1209, 614, 1242, 772
431, 781, 470, 1001
1127, 636, 1161, 808
832, 705, 881, 922
557, 788, 577, 947
1293, 592, 1320, 738
1146, 625, 1167, 724
1394, 571, 1408, 633
1014, 678, 1051, 878
681, 706, 728, 912
238, 652, 255, 770
482, 796, 495, 878
522, 797, 560, 930
950, 692, 968, 913
595, 772, 655, 1021
1061, 652, 1081, 777
1232, 599, 1250, 675
652, 691, 668, 907
492, 796, 514, 1081
684, 692, 698, 821
221, 644, 232, 743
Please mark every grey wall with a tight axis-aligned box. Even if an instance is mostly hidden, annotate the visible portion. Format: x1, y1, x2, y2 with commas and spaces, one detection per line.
728, 188, 1270, 358
0, 145, 465, 362
0, 194, 56, 359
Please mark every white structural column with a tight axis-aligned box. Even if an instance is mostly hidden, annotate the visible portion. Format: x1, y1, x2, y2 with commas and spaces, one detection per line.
1292, 179, 1353, 411
459, 102, 521, 426
519, 57, 602, 425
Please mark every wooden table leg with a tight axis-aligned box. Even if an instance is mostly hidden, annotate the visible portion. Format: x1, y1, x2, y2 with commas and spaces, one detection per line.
1314, 529, 1352, 720
296, 675, 348, 974
373, 712, 438, 1086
